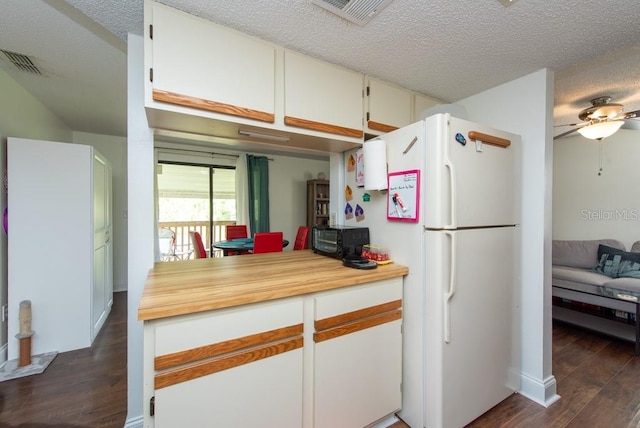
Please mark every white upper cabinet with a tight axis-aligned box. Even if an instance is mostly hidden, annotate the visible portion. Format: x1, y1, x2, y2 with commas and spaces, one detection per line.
284, 51, 364, 139
365, 77, 413, 135
149, 2, 276, 123
144, 1, 439, 153
413, 93, 441, 122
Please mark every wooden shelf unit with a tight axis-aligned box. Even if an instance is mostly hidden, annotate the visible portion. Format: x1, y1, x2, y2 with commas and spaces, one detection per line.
307, 179, 330, 228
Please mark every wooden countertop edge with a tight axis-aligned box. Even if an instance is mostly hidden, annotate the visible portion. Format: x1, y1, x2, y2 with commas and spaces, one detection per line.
138, 252, 408, 321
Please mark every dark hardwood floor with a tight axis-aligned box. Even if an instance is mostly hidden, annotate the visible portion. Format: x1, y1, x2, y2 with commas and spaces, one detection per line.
0, 291, 127, 427
392, 320, 640, 428
2, 294, 639, 428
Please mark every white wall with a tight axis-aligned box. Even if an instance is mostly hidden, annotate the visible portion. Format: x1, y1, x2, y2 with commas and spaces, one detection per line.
0, 68, 73, 143
268, 154, 329, 246
553, 129, 640, 250
0, 67, 73, 364
458, 68, 558, 407
126, 34, 153, 428
74, 132, 128, 291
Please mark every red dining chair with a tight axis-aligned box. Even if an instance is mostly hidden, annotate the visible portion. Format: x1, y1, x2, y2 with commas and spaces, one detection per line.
293, 226, 309, 250
252, 232, 283, 254
225, 224, 249, 255
226, 224, 248, 239
189, 231, 208, 259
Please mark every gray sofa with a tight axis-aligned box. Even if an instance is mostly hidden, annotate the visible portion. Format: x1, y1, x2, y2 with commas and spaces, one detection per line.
552, 239, 640, 354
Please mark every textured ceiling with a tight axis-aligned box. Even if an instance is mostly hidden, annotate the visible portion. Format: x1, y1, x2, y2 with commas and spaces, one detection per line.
1, 0, 639, 138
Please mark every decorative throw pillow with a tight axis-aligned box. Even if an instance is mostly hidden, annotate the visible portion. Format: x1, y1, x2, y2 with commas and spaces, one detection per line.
594, 244, 640, 278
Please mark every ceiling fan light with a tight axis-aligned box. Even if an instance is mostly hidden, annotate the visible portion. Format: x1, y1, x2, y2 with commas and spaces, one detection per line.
576, 120, 624, 140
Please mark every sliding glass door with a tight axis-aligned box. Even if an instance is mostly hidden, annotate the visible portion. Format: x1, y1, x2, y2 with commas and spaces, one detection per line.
157, 162, 236, 259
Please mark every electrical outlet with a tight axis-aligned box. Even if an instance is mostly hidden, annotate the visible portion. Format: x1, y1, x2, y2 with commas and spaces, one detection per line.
1, 304, 7, 323
330, 212, 337, 227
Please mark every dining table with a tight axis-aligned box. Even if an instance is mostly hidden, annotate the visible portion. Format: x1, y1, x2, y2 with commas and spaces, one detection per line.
212, 237, 290, 256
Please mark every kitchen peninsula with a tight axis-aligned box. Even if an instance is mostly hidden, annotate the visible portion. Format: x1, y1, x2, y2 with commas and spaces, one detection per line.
139, 250, 408, 428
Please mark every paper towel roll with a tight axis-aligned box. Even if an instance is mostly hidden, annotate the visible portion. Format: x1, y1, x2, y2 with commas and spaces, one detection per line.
363, 138, 388, 190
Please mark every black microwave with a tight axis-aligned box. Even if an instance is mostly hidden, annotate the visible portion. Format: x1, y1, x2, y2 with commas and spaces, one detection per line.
312, 226, 370, 259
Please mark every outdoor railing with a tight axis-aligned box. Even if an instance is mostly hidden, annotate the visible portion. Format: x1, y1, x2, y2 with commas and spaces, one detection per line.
158, 220, 237, 260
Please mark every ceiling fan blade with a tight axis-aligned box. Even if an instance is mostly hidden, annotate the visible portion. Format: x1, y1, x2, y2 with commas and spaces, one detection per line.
554, 122, 588, 128
622, 118, 640, 131
622, 109, 640, 120
554, 127, 580, 140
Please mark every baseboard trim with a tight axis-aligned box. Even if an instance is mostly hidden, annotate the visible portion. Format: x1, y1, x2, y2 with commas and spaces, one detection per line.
368, 412, 400, 427
124, 414, 143, 428
519, 373, 560, 407
0, 343, 7, 367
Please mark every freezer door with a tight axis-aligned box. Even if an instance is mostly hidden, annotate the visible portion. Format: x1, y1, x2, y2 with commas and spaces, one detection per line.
423, 114, 520, 228
424, 227, 520, 428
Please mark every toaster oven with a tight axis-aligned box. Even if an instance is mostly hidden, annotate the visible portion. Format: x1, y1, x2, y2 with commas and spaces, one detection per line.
311, 226, 370, 259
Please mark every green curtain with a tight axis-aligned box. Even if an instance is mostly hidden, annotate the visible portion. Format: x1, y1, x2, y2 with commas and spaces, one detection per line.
246, 155, 270, 234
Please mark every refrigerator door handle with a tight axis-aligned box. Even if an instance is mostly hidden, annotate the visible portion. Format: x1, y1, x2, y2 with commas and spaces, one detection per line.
444, 143, 457, 229
443, 231, 456, 343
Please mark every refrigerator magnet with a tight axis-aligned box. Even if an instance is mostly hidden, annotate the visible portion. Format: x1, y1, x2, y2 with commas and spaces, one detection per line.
346, 154, 356, 172
387, 170, 420, 222
355, 148, 364, 187
345, 202, 354, 220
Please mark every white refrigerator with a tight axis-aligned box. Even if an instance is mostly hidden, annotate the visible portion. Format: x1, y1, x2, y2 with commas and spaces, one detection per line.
346, 113, 521, 428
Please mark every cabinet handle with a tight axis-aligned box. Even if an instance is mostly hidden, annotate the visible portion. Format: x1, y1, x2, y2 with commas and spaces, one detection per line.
154, 336, 303, 389
314, 310, 401, 343
285, 116, 364, 138
153, 89, 275, 123
367, 121, 398, 133
314, 300, 403, 343
155, 323, 303, 371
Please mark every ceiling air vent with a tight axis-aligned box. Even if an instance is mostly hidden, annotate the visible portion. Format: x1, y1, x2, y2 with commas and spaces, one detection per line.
1, 49, 42, 75
311, 0, 394, 26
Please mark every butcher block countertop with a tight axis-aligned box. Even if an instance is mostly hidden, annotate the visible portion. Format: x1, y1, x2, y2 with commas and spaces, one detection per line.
138, 249, 408, 321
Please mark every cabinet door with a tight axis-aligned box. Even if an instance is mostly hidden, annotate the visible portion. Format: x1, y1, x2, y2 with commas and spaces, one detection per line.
92, 153, 112, 339
413, 93, 441, 121
366, 77, 412, 134
313, 279, 403, 428
148, 298, 304, 427
284, 51, 364, 138
151, 2, 276, 123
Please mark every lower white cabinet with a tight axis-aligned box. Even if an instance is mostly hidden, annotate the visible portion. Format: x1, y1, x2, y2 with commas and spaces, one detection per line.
143, 278, 403, 427
313, 279, 403, 428
146, 298, 304, 428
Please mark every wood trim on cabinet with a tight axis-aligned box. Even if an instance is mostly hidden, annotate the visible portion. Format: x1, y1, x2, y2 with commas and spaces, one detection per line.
154, 323, 303, 371
284, 116, 364, 138
314, 299, 402, 332
153, 89, 275, 123
314, 310, 402, 343
154, 336, 303, 390
367, 121, 398, 133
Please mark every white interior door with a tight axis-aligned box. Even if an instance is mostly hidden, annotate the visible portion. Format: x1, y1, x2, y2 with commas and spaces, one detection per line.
92, 153, 111, 339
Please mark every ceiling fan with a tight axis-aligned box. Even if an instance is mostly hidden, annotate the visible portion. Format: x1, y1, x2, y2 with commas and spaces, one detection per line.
554, 96, 640, 140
